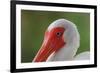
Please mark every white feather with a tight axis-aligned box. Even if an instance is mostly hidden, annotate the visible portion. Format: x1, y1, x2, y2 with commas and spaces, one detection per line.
74, 51, 90, 60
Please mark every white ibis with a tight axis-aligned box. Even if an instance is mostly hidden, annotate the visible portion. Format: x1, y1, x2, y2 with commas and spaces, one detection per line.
33, 19, 90, 62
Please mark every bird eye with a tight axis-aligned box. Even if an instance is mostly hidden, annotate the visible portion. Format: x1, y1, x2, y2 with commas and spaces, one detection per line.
56, 32, 62, 37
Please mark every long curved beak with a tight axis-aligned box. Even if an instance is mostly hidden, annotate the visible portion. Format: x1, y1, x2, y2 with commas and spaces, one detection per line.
33, 35, 55, 62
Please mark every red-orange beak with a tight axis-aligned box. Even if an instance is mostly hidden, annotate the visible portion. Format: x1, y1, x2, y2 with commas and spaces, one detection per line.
33, 27, 65, 62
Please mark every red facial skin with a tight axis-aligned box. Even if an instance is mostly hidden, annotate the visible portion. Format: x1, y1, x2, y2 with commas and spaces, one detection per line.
33, 27, 65, 62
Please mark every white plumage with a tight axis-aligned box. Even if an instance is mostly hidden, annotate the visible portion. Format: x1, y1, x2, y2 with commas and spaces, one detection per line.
33, 19, 90, 62
74, 52, 90, 60
46, 19, 90, 61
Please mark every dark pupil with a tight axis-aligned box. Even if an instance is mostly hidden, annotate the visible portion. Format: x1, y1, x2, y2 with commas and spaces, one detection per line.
56, 32, 62, 36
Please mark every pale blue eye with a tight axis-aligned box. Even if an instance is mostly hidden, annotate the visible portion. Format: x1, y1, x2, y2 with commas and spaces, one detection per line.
56, 32, 62, 36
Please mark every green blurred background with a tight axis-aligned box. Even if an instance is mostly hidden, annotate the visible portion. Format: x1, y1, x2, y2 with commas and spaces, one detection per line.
21, 10, 90, 63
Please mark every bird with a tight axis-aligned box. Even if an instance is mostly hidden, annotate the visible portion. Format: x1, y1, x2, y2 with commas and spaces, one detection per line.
33, 19, 90, 62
